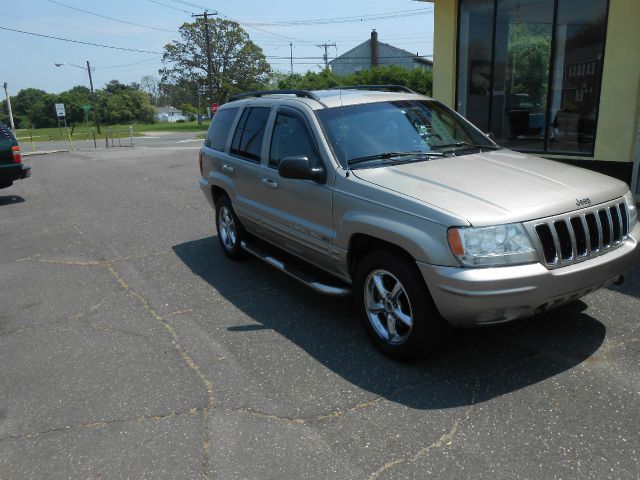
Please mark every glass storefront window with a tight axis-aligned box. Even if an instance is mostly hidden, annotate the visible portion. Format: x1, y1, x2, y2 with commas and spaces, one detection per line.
457, 0, 495, 133
548, 0, 609, 154
457, 0, 609, 156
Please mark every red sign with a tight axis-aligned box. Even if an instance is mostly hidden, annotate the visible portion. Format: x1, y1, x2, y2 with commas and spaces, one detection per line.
210, 103, 219, 114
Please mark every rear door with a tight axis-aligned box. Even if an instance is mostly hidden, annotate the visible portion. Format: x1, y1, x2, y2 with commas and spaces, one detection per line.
254, 106, 335, 270
224, 106, 273, 232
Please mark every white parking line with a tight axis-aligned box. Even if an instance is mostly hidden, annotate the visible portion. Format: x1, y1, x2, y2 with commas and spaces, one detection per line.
175, 139, 203, 143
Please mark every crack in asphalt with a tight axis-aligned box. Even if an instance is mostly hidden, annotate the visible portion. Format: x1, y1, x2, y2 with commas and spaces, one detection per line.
15, 251, 216, 479
104, 263, 215, 479
0, 407, 205, 443
368, 378, 481, 480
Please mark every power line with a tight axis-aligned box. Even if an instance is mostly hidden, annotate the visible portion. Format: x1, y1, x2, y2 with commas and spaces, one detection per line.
46, 0, 178, 33
0, 26, 162, 54
243, 8, 433, 27
100, 56, 163, 68
169, 0, 208, 9
147, 0, 193, 15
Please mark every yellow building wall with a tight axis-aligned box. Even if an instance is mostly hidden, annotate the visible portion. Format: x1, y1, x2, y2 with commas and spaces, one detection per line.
429, 0, 640, 165
594, 0, 640, 163
431, 0, 458, 108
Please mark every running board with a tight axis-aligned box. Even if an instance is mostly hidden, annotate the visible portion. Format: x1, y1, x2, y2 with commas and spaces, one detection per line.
240, 241, 352, 297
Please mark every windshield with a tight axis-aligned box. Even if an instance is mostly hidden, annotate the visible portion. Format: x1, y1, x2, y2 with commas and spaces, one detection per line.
316, 100, 498, 167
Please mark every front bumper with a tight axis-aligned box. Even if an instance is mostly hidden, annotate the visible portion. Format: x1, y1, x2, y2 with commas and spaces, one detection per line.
418, 223, 640, 327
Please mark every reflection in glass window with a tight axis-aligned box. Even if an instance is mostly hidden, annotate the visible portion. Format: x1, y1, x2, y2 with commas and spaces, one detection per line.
230, 107, 270, 161
492, 0, 553, 152
457, 0, 495, 132
548, 0, 608, 154
205, 107, 238, 151
269, 112, 319, 169
456, 0, 609, 156
317, 100, 494, 166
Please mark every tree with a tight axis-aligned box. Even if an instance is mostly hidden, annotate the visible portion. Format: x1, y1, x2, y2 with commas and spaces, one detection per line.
140, 75, 159, 105
57, 86, 92, 125
97, 81, 156, 125
272, 65, 433, 97
160, 18, 271, 104
11, 88, 58, 128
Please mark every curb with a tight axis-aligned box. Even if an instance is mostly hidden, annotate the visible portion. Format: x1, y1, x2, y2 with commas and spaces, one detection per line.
23, 150, 69, 157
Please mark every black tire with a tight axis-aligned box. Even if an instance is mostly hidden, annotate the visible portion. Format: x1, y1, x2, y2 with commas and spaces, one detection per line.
215, 196, 248, 260
354, 249, 452, 361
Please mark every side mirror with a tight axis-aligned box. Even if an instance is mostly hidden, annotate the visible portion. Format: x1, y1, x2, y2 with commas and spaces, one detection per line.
278, 156, 326, 183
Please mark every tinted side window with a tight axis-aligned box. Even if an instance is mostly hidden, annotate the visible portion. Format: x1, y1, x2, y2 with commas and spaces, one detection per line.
230, 107, 270, 161
269, 112, 319, 169
205, 107, 238, 150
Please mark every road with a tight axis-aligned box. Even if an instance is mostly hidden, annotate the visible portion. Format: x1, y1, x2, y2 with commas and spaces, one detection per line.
1, 147, 639, 479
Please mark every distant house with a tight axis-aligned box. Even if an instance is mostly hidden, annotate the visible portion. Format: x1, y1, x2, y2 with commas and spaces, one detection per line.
329, 30, 433, 76
155, 106, 188, 123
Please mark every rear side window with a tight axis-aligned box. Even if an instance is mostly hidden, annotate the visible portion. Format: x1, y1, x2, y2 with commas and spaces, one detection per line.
230, 107, 271, 161
269, 111, 319, 169
205, 108, 238, 151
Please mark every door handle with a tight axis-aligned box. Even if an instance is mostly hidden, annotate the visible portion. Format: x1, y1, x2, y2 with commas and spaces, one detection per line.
222, 164, 234, 173
261, 177, 279, 189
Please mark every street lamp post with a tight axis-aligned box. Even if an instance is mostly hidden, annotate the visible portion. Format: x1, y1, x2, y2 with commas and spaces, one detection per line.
55, 61, 101, 133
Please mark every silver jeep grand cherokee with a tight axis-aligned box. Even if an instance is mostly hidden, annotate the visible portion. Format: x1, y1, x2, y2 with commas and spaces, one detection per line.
199, 86, 639, 360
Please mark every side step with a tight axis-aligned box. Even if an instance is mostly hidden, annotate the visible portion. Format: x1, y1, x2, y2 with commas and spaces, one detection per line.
240, 241, 352, 297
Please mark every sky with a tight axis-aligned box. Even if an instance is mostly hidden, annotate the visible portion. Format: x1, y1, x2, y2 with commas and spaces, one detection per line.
2, 0, 434, 95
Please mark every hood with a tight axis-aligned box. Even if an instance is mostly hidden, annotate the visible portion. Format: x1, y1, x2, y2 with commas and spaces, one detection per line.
351, 149, 629, 226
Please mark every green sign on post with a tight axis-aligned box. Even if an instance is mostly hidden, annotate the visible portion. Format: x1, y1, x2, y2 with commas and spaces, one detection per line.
82, 104, 92, 113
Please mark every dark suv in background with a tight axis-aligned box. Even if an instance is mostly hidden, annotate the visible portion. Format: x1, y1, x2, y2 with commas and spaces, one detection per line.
0, 121, 30, 189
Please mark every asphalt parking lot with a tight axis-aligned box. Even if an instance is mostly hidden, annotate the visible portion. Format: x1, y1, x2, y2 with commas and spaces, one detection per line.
1, 146, 639, 479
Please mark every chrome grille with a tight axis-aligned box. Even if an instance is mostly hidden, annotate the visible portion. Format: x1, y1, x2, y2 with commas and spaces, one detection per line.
528, 199, 630, 268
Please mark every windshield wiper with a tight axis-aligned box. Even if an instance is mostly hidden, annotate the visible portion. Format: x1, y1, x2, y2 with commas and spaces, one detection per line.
348, 151, 445, 166
431, 142, 501, 151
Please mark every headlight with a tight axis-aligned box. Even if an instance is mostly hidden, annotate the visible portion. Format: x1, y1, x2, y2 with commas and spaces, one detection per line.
447, 224, 537, 267
624, 191, 638, 232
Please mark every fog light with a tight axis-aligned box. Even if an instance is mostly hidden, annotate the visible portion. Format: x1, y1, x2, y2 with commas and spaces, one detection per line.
476, 309, 505, 323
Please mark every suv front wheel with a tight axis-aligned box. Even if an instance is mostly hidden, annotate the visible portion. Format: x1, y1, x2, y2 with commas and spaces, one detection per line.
354, 250, 451, 361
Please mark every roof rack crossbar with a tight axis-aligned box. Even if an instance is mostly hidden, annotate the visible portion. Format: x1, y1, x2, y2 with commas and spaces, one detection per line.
226, 89, 327, 107
330, 85, 417, 94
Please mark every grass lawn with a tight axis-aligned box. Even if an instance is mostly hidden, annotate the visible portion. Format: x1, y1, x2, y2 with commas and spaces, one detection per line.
15, 121, 210, 143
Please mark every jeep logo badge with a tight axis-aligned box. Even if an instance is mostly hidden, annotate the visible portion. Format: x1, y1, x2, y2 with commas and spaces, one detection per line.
576, 197, 592, 207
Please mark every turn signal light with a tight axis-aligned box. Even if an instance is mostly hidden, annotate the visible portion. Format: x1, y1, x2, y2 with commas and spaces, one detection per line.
447, 228, 464, 256
11, 145, 21, 164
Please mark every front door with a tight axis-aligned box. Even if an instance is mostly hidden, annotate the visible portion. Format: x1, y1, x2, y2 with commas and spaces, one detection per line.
255, 106, 335, 270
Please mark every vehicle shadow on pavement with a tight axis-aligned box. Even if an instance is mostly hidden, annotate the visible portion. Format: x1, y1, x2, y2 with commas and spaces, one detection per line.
607, 265, 640, 300
173, 237, 607, 410
0, 195, 25, 206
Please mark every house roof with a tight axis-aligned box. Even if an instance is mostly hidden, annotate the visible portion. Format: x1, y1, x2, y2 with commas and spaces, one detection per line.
155, 106, 183, 114
329, 38, 433, 66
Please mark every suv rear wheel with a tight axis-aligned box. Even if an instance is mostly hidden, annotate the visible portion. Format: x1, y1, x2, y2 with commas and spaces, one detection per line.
215, 196, 248, 260
354, 250, 451, 361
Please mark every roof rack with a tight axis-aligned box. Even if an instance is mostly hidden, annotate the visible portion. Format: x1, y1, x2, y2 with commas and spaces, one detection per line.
226, 89, 327, 107
330, 85, 417, 94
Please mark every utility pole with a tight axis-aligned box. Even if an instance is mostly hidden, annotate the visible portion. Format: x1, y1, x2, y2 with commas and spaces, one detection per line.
316, 43, 336, 70
197, 83, 202, 125
290, 43, 293, 75
192, 11, 217, 118
86, 61, 101, 134
2, 82, 15, 132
